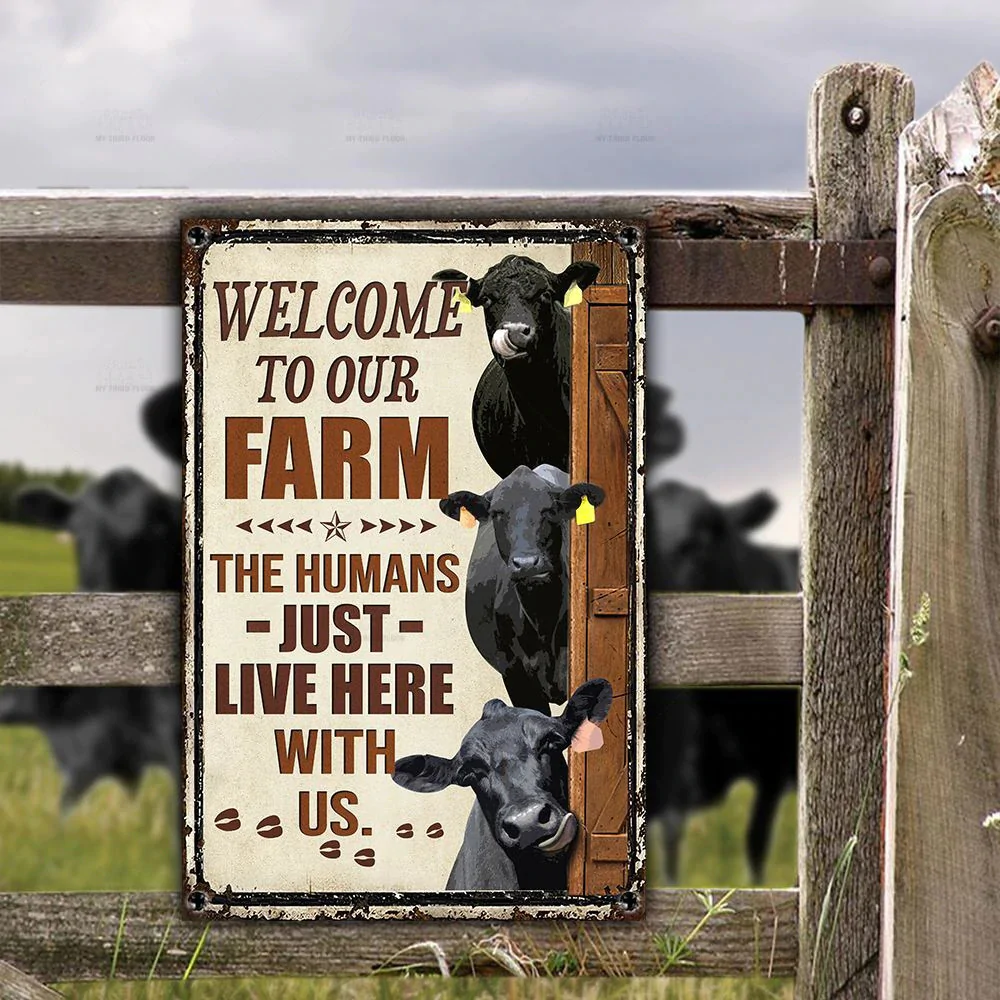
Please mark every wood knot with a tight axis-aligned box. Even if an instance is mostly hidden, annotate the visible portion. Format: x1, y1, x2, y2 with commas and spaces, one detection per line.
971, 305, 1000, 357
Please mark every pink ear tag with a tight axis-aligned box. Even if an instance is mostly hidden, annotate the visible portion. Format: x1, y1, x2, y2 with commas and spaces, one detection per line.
571, 718, 604, 753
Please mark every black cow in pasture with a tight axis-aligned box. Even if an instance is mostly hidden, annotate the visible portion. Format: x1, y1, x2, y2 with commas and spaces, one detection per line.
645, 382, 685, 469
441, 465, 605, 715
646, 481, 791, 593
142, 381, 183, 465
0, 686, 179, 808
645, 479, 800, 884
393, 678, 612, 890
0, 467, 181, 808
432, 256, 600, 478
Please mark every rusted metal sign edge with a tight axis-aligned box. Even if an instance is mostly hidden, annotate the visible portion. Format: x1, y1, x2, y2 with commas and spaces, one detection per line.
180, 219, 646, 921
0, 237, 893, 309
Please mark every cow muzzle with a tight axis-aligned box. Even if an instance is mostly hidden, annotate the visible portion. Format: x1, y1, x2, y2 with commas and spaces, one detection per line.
498, 802, 577, 853
509, 554, 552, 584
491, 323, 534, 361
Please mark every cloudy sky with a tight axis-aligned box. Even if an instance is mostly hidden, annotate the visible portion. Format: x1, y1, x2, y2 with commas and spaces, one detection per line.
0, 2, 995, 544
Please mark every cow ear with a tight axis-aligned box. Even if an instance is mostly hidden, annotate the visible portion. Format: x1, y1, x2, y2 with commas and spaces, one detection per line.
725, 490, 777, 533
555, 482, 605, 520
433, 269, 482, 306
392, 754, 459, 793
440, 490, 491, 522
559, 679, 613, 736
142, 382, 183, 464
646, 382, 685, 464
15, 485, 74, 529
481, 698, 508, 719
554, 261, 601, 299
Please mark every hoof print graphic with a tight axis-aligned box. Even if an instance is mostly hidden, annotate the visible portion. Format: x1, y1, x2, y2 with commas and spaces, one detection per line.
354, 848, 376, 867
396, 823, 414, 839
256, 815, 283, 839
426, 822, 444, 839
214, 808, 240, 832
319, 839, 341, 859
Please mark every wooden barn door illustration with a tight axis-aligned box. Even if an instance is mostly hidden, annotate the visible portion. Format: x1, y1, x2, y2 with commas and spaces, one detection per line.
568, 240, 634, 896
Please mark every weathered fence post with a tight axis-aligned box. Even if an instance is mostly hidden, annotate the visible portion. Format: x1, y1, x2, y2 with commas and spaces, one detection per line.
0, 960, 60, 999
882, 62, 1000, 998
800, 64, 913, 1000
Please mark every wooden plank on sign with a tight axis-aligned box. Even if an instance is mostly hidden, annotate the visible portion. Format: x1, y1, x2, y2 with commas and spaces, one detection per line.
799, 63, 914, 1000
882, 61, 1000, 1000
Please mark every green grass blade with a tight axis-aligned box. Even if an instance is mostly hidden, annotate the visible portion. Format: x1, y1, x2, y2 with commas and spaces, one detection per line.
107, 894, 129, 982
181, 923, 211, 982
147, 916, 175, 982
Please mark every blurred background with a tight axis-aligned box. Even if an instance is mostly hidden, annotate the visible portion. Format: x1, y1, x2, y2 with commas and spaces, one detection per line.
0, 3, 995, 997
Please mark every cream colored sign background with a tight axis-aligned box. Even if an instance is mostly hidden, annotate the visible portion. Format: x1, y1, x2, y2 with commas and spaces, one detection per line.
197, 236, 572, 893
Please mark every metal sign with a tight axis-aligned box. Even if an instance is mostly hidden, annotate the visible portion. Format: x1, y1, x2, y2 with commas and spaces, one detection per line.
181, 220, 645, 919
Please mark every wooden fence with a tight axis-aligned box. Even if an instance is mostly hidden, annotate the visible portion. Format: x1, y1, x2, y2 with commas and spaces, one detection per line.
0, 60, 997, 999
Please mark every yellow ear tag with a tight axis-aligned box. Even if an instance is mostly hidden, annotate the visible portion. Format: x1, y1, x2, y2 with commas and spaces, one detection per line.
562, 282, 583, 308
452, 288, 474, 313
459, 506, 477, 528
575, 496, 596, 525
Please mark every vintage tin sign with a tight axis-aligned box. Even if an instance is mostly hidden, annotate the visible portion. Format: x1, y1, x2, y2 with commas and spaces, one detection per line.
181, 220, 645, 919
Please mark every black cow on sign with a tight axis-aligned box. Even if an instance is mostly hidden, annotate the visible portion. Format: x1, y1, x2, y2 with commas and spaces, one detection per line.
393, 678, 612, 890
432, 256, 600, 478
645, 478, 800, 884
441, 464, 605, 715
0, 466, 182, 808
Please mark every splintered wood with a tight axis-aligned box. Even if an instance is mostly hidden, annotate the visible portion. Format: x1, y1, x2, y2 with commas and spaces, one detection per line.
882, 61, 1000, 1000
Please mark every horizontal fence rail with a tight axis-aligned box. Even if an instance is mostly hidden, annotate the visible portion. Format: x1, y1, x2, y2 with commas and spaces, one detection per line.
0, 889, 797, 981
0, 191, 815, 239
0, 190, 891, 309
0, 592, 803, 688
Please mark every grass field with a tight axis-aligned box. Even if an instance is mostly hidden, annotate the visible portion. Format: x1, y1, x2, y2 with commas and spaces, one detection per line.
0, 520, 77, 594
0, 522, 796, 998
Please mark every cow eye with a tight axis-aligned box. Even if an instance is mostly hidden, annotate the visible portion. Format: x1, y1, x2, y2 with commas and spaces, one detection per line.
539, 733, 566, 754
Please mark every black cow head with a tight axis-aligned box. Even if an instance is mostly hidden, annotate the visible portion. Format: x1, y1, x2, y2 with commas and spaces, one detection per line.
432, 256, 600, 366
142, 381, 183, 464
393, 678, 612, 860
645, 480, 778, 592
645, 382, 685, 467
440, 465, 604, 587
15, 468, 181, 592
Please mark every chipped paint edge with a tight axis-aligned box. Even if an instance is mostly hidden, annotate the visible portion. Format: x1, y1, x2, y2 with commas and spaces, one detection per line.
180, 219, 646, 921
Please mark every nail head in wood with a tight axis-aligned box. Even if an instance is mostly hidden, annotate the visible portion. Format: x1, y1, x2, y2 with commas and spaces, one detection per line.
971, 304, 1000, 357
186, 225, 210, 248
868, 254, 894, 287
616, 225, 640, 249
842, 101, 870, 135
